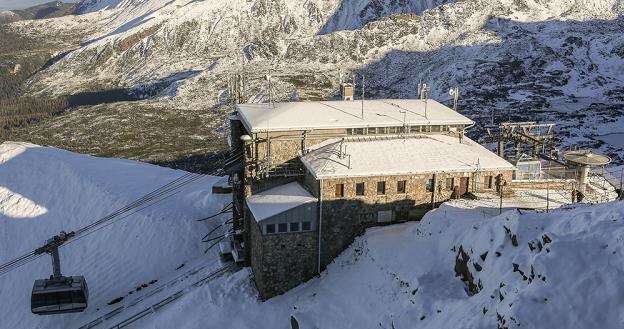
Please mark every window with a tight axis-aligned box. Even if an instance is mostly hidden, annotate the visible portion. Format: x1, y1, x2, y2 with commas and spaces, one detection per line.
356, 182, 365, 196
410, 126, 421, 133
431, 125, 441, 132
445, 178, 454, 190
278, 223, 288, 233
290, 222, 300, 232
335, 183, 345, 197
388, 127, 398, 134
377, 181, 386, 195
354, 128, 365, 135
397, 180, 407, 193
347, 128, 354, 135
484, 176, 493, 189
302, 221, 311, 231
266, 224, 275, 234
426, 178, 434, 192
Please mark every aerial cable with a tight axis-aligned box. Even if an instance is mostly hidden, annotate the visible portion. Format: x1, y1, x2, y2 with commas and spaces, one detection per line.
0, 172, 206, 277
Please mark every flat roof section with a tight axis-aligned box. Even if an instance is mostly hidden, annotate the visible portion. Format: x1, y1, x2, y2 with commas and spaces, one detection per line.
236, 99, 475, 133
300, 135, 515, 179
246, 182, 318, 222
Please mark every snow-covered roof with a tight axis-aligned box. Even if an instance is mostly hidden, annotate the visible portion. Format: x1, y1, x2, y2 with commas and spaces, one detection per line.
300, 135, 515, 179
246, 182, 317, 222
236, 99, 474, 133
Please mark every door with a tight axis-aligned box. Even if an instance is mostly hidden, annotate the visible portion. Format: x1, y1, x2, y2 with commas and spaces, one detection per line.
459, 177, 470, 196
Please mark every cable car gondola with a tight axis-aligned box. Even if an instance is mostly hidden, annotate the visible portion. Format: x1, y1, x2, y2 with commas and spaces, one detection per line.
30, 231, 89, 315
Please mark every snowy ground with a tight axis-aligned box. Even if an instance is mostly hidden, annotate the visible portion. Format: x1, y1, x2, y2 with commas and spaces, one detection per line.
2, 141, 624, 329
0, 142, 230, 329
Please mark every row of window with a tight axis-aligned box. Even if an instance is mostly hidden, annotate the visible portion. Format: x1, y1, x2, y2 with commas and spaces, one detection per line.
335, 176, 495, 197
346, 125, 463, 136
265, 221, 312, 235
335, 180, 407, 197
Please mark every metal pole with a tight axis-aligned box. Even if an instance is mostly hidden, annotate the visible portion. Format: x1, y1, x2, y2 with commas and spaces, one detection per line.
619, 168, 623, 200
546, 177, 550, 213
50, 246, 62, 279
317, 179, 323, 275
499, 185, 503, 215
361, 75, 365, 120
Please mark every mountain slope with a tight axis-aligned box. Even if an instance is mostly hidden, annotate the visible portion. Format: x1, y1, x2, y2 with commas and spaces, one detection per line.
5, 0, 624, 167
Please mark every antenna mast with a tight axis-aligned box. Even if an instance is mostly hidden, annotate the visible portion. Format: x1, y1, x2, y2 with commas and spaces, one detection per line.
361, 75, 365, 120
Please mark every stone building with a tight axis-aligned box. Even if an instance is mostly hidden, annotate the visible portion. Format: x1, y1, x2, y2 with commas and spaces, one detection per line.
225, 99, 515, 299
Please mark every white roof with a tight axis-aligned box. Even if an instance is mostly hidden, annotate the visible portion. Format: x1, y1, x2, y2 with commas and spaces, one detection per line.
236, 99, 474, 133
246, 182, 317, 222
300, 135, 515, 179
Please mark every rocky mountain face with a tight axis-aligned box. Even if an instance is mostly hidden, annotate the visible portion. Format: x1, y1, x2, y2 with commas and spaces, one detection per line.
5, 0, 624, 168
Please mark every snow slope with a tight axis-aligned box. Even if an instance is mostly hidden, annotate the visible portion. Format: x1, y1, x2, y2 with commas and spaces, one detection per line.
2, 141, 624, 329
122, 200, 624, 329
0, 142, 229, 329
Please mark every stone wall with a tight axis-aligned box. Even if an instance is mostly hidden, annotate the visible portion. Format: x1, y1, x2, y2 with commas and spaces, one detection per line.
248, 213, 318, 300
317, 169, 513, 269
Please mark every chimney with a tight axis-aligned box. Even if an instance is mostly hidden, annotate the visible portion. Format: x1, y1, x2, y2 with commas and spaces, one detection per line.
341, 83, 354, 101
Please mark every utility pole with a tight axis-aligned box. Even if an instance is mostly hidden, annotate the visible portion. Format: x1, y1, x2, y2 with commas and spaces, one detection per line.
499, 184, 503, 215
546, 166, 551, 212
620, 168, 624, 200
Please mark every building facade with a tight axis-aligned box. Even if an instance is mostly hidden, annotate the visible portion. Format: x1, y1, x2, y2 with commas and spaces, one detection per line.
226, 99, 514, 299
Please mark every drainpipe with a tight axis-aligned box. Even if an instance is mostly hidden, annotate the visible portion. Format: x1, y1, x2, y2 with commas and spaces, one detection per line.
431, 173, 438, 210
317, 179, 323, 275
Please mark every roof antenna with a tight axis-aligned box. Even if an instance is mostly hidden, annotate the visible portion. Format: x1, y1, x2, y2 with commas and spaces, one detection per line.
265, 72, 274, 108
418, 81, 429, 119
361, 75, 365, 120
449, 87, 460, 111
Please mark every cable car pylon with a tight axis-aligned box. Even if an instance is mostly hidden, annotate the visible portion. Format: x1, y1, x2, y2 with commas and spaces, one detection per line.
31, 231, 89, 315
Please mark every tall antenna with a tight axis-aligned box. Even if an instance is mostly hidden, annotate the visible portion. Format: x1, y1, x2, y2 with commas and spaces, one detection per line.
449, 87, 459, 111
266, 72, 273, 108
419, 82, 429, 119
361, 75, 365, 120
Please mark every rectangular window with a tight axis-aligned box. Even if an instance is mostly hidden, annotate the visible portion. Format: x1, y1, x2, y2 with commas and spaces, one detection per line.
335, 183, 344, 197
397, 180, 407, 193
484, 176, 493, 189
356, 182, 365, 196
426, 178, 434, 192
278, 223, 288, 233
290, 222, 300, 232
266, 224, 275, 234
302, 221, 311, 231
347, 128, 354, 135
431, 125, 441, 132
388, 127, 397, 134
445, 178, 454, 190
377, 181, 386, 195
355, 128, 364, 135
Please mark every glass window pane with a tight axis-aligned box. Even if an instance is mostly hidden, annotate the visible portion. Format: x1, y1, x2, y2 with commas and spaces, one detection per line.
302, 221, 311, 231
266, 224, 275, 234
356, 182, 365, 196
278, 223, 288, 233
290, 222, 300, 232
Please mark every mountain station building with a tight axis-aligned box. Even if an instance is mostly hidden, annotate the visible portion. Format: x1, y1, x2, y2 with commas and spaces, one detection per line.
225, 99, 515, 299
